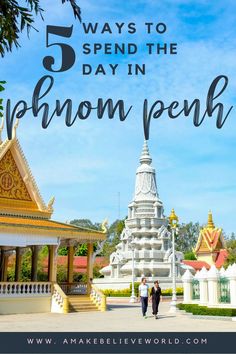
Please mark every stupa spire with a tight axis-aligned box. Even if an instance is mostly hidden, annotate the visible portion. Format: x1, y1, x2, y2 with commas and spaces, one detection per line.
207, 210, 215, 229
134, 140, 159, 204
140, 140, 152, 165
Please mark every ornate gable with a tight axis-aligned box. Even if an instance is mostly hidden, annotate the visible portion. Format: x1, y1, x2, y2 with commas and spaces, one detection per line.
0, 119, 54, 218
0, 150, 32, 201
195, 211, 225, 254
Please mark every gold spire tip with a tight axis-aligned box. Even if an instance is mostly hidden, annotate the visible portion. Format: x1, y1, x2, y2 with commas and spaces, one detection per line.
207, 210, 215, 229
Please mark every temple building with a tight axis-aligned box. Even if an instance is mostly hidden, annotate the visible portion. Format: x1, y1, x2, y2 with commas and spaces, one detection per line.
96, 141, 186, 290
0, 119, 107, 314
183, 212, 228, 271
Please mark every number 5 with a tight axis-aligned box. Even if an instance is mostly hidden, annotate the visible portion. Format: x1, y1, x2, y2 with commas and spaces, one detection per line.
43, 25, 75, 72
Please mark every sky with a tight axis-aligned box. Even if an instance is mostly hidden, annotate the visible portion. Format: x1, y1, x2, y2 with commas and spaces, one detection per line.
1, 0, 236, 235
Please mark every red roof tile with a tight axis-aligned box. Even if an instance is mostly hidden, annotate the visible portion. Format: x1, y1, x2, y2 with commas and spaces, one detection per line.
42, 256, 108, 273
182, 260, 211, 270
215, 249, 228, 268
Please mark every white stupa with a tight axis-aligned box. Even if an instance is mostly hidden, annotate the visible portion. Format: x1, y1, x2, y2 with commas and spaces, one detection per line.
95, 141, 186, 290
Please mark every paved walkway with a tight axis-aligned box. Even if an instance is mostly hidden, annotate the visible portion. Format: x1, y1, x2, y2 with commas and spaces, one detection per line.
0, 301, 235, 332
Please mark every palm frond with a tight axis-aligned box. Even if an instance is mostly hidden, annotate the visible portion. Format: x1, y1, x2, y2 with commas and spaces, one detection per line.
62, 0, 81, 22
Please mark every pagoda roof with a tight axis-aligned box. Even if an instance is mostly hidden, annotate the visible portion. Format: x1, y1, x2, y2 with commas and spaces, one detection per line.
0, 119, 107, 244
215, 249, 228, 268
182, 260, 211, 271
194, 211, 226, 254
182, 249, 228, 270
0, 122, 51, 218
0, 215, 106, 242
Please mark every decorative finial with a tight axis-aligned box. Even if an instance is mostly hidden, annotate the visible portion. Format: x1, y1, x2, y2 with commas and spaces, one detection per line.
12, 118, 20, 140
47, 196, 55, 212
207, 210, 215, 229
169, 208, 179, 228
101, 219, 108, 233
140, 140, 152, 165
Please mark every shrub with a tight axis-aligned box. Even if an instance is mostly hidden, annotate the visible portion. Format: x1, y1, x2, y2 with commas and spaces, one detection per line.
128, 283, 184, 297
103, 285, 184, 297
177, 303, 236, 317
93, 264, 105, 279
184, 251, 197, 260
155, 287, 184, 296
103, 288, 131, 297
56, 264, 67, 283
129, 282, 140, 297
161, 288, 172, 296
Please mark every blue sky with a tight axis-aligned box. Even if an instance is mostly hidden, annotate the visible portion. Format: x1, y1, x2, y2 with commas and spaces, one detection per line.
1, 0, 236, 234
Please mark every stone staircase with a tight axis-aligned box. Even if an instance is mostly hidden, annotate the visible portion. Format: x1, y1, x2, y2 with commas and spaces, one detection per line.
68, 295, 99, 313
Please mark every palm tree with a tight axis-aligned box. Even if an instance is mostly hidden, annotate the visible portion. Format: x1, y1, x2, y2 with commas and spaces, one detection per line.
0, 0, 81, 57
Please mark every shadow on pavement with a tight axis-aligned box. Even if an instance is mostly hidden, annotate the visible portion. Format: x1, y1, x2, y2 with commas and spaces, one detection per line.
108, 304, 140, 310
156, 315, 176, 320
137, 315, 176, 320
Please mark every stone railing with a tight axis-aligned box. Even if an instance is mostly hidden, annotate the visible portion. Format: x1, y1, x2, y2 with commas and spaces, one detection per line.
60, 282, 87, 295
0, 282, 52, 297
51, 283, 69, 314
182, 263, 236, 308
90, 284, 107, 311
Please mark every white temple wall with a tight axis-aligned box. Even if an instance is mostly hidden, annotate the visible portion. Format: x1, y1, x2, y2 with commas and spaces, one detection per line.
182, 264, 236, 308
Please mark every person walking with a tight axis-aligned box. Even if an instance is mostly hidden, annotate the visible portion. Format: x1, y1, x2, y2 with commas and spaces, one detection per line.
138, 277, 149, 318
150, 280, 162, 319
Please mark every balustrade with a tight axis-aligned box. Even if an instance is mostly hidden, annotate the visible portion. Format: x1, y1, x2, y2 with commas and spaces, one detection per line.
90, 284, 106, 311
51, 283, 69, 313
0, 282, 52, 297
59, 282, 87, 295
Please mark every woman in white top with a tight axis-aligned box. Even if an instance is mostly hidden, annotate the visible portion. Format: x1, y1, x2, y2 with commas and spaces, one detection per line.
138, 277, 149, 318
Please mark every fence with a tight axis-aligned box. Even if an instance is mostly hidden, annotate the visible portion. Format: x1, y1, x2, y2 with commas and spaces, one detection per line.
182, 263, 236, 308
0, 282, 52, 297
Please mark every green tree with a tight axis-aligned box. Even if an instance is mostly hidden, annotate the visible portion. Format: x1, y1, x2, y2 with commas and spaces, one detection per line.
58, 246, 68, 256
184, 251, 197, 260
75, 243, 88, 256
70, 218, 100, 230
0, 0, 81, 57
20, 249, 32, 281
225, 232, 236, 241
101, 219, 125, 259
108, 219, 125, 241
175, 222, 200, 253
225, 239, 236, 267
70, 219, 101, 256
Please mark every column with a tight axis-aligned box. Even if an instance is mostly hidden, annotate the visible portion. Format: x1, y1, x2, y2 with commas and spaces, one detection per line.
31, 246, 39, 281
48, 245, 58, 282
228, 264, 236, 307
15, 247, 24, 282
67, 243, 75, 283
207, 265, 219, 306
87, 242, 93, 293
182, 269, 193, 303
199, 267, 209, 305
